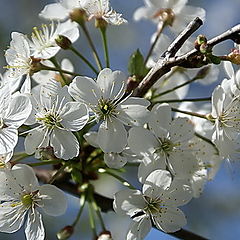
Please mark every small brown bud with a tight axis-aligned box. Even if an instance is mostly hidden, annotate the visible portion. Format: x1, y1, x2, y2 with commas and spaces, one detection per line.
55, 35, 72, 50
69, 8, 87, 24
227, 48, 240, 65
57, 225, 74, 240
96, 231, 113, 240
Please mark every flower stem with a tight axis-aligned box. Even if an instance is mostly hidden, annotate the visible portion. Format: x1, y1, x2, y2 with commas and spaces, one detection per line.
40, 64, 81, 77
80, 22, 103, 71
99, 168, 135, 189
154, 97, 211, 104
50, 57, 67, 85
28, 160, 61, 167
90, 193, 106, 231
72, 194, 86, 227
144, 21, 165, 65
100, 27, 110, 68
48, 163, 68, 184
69, 46, 98, 75
171, 107, 208, 120
12, 152, 31, 163
88, 201, 97, 238
152, 76, 200, 100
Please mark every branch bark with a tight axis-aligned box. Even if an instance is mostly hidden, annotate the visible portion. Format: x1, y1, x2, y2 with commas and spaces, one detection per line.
133, 20, 240, 97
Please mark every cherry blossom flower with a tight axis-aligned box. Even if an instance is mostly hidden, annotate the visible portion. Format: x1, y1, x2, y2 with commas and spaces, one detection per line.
114, 170, 192, 239
28, 20, 79, 59
0, 164, 67, 240
24, 79, 89, 160
128, 103, 198, 179
0, 83, 32, 154
134, 0, 205, 33
69, 68, 150, 153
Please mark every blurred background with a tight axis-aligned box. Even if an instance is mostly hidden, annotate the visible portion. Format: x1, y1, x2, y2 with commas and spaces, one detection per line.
0, 0, 240, 239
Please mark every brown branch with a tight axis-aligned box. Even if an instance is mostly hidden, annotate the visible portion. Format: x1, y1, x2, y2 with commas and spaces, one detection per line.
133, 21, 240, 97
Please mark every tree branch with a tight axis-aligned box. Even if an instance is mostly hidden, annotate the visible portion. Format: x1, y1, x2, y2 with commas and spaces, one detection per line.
133, 21, 240, 97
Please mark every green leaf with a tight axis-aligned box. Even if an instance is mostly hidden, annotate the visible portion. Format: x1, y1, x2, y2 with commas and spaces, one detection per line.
128, 49, 149, 79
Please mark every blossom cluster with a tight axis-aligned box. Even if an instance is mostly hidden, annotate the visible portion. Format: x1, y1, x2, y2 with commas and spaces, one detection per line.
0, 0, 240, 239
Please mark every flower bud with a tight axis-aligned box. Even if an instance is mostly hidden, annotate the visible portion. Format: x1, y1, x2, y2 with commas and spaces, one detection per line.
55, 35, 72, 50
227, 48, 240, 65
195, 35, 207, 50
97, 231, 113, 240
69, 8, 87, 24
57, 225, 74, 240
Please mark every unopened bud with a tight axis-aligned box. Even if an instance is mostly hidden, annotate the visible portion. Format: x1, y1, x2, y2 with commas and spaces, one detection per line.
195, 35, 207, 50
227, 48, 240, 65
57, 225, 74, 240
199, 43, 211, 54
69, 8, 87, 24
97, 231, 113, 240
55, 35, 72, 50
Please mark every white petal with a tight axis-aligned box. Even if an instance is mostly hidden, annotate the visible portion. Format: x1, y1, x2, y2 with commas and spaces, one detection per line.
170, 117, 194, 143
128, 127, 158, 155
38, 184, 67, 216
60, 102, 89, 131
97, 119, 127, 153
11, 164, 39, 191
25, 210, 45, 240
113, 189, 146, 217
138, 154, 166, 183
4, 94, 32, 127
68, 76, 101, 105
149, 103, 171, 138
25, 128, 49, 155
104, 152, 127, 169
154, 207, 186, 233
39, 3, 69, 20
0, 126, 18, 154
211, 85, 225, 118
50, 128, 79, 160
0, 203, 26, 233
126, 216, 152, 240
143, 170, 172, 199
96, 68, 127, 100
163, 178, 192, 206
117, 97, 150, 127
84, 132, 99, 148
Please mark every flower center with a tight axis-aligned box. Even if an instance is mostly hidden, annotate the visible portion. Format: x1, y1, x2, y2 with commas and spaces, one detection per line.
37, 112, 62, 128
152, 8, 175, 26
21, 194, 33, 207
97, 99, 116, 120
155, 138, 175, 156
144, 196, 163, 214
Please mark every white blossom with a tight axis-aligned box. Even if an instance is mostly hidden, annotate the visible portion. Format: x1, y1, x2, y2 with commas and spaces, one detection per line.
0, 164, 67, 240
0, 83, 32, 154
24, 79, 89, 160
69, 68, 150, 153
114, 170, 192, 239
134, 0, 205, 33
29, 20, 79, 59
128, 103, 199, 179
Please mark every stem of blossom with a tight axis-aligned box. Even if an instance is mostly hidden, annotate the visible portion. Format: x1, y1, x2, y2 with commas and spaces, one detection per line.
100, 27, 110, 68
40, 64, 81, 77
48, 163, 68, 184
152, 76, 201, 100
28, 160, 61, 167
50, 57, 67, 85
69, 46, 99, 75
11, 152, 31, 163
144, 21, 165, 65
171, 108, 208, 120
88, 201, 97, 238
154, 97, 211, 104
72, 194, 86, 227
100, 169, 135, 190
80, 22, 103, 71
91, 194, 106, 231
